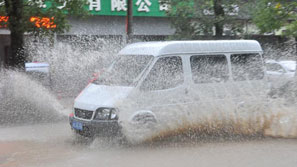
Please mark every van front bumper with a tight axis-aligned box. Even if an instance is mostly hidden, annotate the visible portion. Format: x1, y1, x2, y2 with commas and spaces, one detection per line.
69, 116, 121, 137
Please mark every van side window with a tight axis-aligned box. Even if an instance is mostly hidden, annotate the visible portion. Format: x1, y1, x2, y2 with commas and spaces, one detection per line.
231, 54, 264, 81
190, 55, 229, 84
141, 56, 183, 91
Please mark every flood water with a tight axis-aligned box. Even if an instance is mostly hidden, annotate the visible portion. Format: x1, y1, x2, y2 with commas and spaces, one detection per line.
1, 40, 297, 167
1, 70, 297, 167
1, 121, 297, 167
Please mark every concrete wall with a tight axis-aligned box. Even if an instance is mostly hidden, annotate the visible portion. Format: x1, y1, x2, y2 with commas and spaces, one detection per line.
65, 16, 175, 36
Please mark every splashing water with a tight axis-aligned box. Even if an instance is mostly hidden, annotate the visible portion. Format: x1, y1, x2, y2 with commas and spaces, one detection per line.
25, 37, 123, 97
1, 37, 123, 126
119, 92, 297, 144
0, 70, 70, 125
3, 37, 297, 145
93, 40, 297, 144
111, 41, 297, 144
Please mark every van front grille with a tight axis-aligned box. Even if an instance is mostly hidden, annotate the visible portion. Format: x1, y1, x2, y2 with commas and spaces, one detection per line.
74, 108, 93, 120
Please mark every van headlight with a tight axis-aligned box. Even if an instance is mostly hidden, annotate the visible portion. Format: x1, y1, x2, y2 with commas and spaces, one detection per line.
94, 108, 118, 120
110, 108, 118, 120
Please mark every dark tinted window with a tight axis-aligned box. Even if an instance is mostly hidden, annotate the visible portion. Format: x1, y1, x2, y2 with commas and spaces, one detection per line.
231, 54, 264, 81
190, 55, 229, 84
141, 56, 183, 91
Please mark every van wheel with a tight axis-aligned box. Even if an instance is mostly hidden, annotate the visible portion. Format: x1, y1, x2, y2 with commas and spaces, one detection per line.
131, 112, 157, 129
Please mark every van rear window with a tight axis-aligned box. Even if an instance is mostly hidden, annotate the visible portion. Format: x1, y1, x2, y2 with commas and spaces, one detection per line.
231, 53, 264, 81
190, 55, 229, 84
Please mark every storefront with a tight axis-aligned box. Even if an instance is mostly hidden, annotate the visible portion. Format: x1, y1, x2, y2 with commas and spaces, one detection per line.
0, 0, 176, 67
1, 0, 267, 67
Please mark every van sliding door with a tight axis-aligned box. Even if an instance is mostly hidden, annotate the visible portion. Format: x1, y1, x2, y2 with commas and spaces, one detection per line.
185, 54, 233, 120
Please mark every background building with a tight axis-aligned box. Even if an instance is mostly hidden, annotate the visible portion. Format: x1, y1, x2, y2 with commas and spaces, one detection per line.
0, 0, 176, 66
0, 0, 291, 67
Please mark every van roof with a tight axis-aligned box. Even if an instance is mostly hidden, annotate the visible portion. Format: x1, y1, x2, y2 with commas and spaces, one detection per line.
119, 40, 263, 56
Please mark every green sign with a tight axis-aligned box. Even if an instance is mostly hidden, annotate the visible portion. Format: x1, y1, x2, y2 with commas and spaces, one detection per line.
44, 0, 168, 17
89, 0, 168, 17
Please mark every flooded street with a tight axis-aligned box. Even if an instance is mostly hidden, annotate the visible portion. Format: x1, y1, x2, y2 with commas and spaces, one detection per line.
1, 0, 297, 166
1, 47, 297, 167
1, 121, 297, 167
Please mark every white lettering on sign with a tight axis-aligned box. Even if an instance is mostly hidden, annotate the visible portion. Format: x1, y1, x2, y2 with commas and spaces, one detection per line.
111, 0, 127, 11
88, 0, 101, 11
159, 1, 168, 11
135, 0, 152, 12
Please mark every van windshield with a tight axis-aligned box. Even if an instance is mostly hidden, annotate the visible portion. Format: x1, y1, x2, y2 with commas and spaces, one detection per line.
93, 55, 153, 86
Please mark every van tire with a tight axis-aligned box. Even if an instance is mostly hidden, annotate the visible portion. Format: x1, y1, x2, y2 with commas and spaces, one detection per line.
131, 112, 157, 129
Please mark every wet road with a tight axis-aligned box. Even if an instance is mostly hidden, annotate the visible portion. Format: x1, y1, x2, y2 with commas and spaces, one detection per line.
1, 122, 297, 167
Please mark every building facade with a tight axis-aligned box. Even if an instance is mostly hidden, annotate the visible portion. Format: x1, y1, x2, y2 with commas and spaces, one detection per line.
0, 0, 273, 67
0, 0, 178, 67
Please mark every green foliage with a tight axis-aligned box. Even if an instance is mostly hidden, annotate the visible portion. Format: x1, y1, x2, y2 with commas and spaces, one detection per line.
164, 0, 196, 39
0, 0, 89, 36
252, 0, 297, 37
162, 0, 247, 39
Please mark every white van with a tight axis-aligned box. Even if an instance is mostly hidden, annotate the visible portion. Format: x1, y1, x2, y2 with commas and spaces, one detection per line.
69, 40, 267, 137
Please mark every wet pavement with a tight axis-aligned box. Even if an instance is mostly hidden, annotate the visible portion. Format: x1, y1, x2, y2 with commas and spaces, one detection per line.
1, 122, 297, 167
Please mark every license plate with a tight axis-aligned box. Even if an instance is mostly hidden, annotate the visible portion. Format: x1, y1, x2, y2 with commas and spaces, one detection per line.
72, 121, 83, 130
